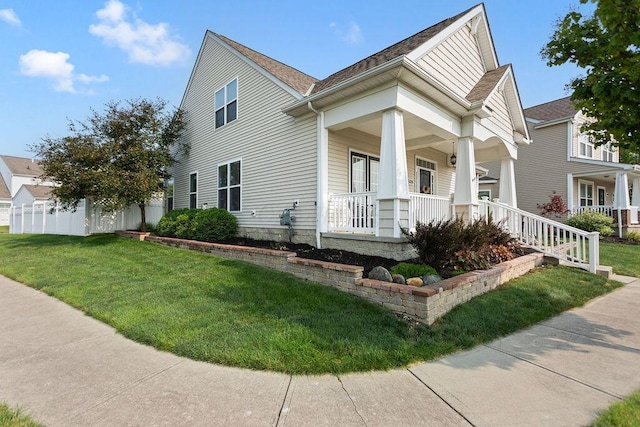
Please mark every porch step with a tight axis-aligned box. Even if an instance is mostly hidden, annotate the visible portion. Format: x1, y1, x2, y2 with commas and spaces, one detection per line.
558, 259, 613, 278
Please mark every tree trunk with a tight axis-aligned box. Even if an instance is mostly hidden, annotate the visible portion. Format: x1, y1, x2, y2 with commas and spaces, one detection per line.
139, 203, 147, 232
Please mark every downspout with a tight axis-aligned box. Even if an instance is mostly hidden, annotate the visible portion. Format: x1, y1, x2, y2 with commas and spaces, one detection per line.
307, 101, 324, 248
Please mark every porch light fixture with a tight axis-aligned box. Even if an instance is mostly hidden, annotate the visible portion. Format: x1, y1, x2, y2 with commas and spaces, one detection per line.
450, 142, 457, 166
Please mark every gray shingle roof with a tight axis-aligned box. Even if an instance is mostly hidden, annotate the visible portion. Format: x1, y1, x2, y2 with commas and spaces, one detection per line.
466, 64, 510, 103
0, 174, 10, 199
524, 96, 577, 122
310, 5, 478, 95
21, 184, 53, 200
0, 155, 43, 177
214, 33, 317, 95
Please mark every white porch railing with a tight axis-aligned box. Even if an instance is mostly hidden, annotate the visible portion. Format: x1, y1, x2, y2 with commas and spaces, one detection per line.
480, 199, 600, 273
328, 192, 377, 233
409, 193, 453, 229
328, 192, 454, 234
572, 205, 613, 217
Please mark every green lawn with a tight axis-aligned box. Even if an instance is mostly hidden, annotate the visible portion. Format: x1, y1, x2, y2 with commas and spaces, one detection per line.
600, 242, 640, 277
0, 234, 621, 374
0, 225, 9, 234
592, 390, 640, 426
0, 403, 42, 427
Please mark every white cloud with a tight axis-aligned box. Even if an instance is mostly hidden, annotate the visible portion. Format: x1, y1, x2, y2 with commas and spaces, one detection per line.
19, 49, 109, 94
0, 8, 21, 26
89, 0, 191, 66
330, 21, 363, 45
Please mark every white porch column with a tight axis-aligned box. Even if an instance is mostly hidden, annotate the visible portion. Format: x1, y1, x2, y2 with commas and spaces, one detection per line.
453, 136, 478, 220
377, 109, 410, 238
632, 177, 640, 207
567, 173, 574, 213
614, 172, 631, 209
498, 157, 517, 208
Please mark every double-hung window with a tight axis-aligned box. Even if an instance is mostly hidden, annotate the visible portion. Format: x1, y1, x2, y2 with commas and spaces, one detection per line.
578, 133, 594, 158
602, 142, 614, 162
215, 78, 238, 128
189, 172, 198, 209
166, 177, 174, 211
579, 180, 594, 207
218, 160, 241, 212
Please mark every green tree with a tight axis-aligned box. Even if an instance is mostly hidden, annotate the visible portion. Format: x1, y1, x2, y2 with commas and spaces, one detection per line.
33, 98, 188, 231
541, 0, 640, 152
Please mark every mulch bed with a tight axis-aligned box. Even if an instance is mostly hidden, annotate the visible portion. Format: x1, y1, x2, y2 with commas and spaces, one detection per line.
221, 237, 399, 277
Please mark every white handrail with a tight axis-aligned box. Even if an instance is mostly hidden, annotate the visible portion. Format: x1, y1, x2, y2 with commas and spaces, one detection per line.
409, 193, 452, 229
328, 192, 377, 233
480, 199, 599, 273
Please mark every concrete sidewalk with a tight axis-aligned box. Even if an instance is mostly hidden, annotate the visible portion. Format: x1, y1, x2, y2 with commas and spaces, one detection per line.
1, 274, 639, 426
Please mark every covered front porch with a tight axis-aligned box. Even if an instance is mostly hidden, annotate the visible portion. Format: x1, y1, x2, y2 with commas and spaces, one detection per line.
568, 166, 640, 235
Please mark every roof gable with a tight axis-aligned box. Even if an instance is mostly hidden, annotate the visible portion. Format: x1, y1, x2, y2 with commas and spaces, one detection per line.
18, 184, 53, 200
311, 5, 478, 95
0, 155, 43, 177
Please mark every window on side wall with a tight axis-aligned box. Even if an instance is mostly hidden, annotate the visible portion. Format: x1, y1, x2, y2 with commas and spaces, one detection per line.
578, 133, 594, 158
215, 78, 238, 129
602, 142, 615, 162
218, 160, 241, 212
166, 177, 174, 211
189, 172, 198, 209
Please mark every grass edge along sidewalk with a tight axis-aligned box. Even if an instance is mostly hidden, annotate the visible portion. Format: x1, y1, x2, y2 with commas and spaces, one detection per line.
0, 233, 622, 375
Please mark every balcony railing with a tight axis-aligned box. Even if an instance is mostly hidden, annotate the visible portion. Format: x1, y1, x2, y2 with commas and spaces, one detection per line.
572, 205, 613, 217
409, 193, 452, 230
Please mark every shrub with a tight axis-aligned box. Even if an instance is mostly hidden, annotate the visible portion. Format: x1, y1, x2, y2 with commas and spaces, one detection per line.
537, 192, 570, 218
627, 231, 640, 242
191, 208, 238, 242
156, 208, 199, 238
390, 262, 437, 279
402, 216, 522, 276
565, 211, 613, 236
135, 222, 156, 233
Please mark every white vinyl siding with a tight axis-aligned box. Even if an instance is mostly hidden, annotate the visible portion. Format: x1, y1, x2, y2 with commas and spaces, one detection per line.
485, 91, 514, 140
172, 34, 317, 232
419, 26, 485, 100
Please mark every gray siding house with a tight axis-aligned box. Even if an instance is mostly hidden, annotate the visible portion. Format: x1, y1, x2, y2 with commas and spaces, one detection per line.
480, 96, 640, 233
171, 4, 530, 258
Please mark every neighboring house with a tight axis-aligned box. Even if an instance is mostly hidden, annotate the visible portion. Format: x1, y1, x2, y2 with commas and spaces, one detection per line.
0, 174, 10, 226
12, 184, 54, 206
480, 96, 640, 234
0, 155, 55, 226
171, 4, 530, 259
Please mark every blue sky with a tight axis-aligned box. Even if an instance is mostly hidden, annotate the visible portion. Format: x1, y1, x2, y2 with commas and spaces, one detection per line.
0, 0, 592, 158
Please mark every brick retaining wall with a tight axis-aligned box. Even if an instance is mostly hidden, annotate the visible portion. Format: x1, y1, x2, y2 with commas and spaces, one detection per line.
116, 231, 545, 325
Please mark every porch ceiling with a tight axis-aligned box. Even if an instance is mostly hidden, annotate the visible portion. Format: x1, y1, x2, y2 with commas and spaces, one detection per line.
573, 167, 640, 184
329, 110, 457, 153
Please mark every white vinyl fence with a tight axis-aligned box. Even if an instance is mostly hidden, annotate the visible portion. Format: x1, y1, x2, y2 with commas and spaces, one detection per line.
0, 207, 9, 226
10, 199, 164, 236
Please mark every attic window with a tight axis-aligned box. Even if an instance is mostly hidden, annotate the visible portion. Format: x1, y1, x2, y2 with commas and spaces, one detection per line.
215, 78, 238, 128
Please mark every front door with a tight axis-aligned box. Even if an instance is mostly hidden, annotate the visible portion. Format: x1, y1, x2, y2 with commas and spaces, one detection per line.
597, 186, 606, 206
416, 157, 436, 194
350, 151, 378, 228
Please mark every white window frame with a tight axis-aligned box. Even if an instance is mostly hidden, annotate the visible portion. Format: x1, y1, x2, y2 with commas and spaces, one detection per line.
189, 171, 198, 209
166, 177, 174, 211
349, 149, 379, 193
578, 179, 594, 207
217, 158, 242, 212
415, 156, 437, 195
215, 77, 238, 129
578, 133, 594, 158
602, 142, 615, 162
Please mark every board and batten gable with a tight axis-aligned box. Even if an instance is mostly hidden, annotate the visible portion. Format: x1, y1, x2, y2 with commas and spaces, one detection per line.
172, 33, 318, 241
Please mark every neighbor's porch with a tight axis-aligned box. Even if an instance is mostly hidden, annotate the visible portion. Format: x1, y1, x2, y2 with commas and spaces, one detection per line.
568, 168, 640, 235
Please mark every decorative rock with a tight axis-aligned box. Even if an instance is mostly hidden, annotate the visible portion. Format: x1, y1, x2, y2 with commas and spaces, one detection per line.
406, 277, 423, 287
368, 266, 392, 282
392, 274, 406, 285
422, 274, 442, 285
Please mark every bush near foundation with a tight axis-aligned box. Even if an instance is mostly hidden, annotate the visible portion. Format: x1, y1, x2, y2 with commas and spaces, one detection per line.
402, 216, 523, 276
565, 211, 613, 236
192, 208, 238, 242
155, 208, 199, 238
